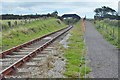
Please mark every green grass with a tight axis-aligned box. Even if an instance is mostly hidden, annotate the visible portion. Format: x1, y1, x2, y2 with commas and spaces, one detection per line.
95, 19, 119, 48
63, 20, 91, 78
2, 18, 66, 51
0, 19, 46, 31
0, 19, 24, 30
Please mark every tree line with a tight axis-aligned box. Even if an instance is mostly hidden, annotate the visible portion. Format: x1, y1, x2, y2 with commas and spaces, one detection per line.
94, 6, 119, 20
1, 11, 59, 20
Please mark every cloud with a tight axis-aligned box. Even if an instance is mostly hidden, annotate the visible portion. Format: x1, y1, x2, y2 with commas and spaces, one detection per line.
118, 1, 120, 15
1, 1, 119, 18
1, 0, 120, 2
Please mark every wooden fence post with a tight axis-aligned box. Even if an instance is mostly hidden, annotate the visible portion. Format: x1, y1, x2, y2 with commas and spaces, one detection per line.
14, 21, 17, 26
8, 21, 12, 29
112, 27, 114, 39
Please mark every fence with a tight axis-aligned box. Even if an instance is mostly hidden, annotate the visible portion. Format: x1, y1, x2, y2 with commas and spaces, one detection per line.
1, 18, 42, 30
95, 21, 119, 47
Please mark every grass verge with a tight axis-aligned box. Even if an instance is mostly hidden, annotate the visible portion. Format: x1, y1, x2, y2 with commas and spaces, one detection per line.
63, 20, 91, 78
95, 19, 119, 48
2, 18, 66, 51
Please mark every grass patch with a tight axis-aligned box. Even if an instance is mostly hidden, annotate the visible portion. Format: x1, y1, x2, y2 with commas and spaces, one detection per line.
63, 20, 91, 78
2, 18, 66, 51
95, 19, 119, 48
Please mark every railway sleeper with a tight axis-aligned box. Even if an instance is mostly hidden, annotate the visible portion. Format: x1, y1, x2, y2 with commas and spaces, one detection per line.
30, 41, 47, 46
27, 45, 43, 48
0, 58, 19, 62
5, 55, 25, 58
22, 48, 36, 50
19, 49, 35, 52
25, 62, 44, 67
12, 52, 30, 55
32, 58, 44, 61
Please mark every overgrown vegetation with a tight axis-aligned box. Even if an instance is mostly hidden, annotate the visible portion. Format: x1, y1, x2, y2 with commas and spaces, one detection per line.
0, 19, 33, 31
63, 20, 91, 78
95, 19, 120, 48
2, 18, 66, 51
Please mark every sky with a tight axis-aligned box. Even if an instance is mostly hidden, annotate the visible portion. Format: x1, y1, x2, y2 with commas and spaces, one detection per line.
0, 0, 120, 18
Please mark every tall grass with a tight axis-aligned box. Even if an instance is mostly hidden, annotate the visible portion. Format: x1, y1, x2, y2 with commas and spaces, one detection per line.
63, 20, 91, 78
0, 19, 40, 31
95, 19, 119, 48
2, 18, 66, 51
0, 19, 23, 30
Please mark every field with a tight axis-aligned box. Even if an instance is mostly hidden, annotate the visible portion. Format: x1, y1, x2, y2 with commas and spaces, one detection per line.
2, 18, 66, 51
95, 19, 119, 48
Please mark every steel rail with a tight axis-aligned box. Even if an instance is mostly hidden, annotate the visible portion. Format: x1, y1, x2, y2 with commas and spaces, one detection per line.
0, 26, 73, 78
0, 26, 69, 58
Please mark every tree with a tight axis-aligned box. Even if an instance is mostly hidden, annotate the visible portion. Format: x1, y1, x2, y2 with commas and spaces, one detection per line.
109, 8, 116, 15
102, 6, 108, 16
94, 8, 102, 17
94, 6, 117, 19
51, 11, 58, 18
47, 13, 51, 17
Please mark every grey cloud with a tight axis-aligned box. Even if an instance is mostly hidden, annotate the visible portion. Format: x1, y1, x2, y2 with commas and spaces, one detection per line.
1, 2, 118, 18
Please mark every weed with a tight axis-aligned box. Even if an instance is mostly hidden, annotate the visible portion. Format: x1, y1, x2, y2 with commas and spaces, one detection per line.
63, 20, 91, 78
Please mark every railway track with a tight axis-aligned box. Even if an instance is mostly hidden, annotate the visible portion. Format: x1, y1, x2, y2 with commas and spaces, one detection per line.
0, 26, 73, 79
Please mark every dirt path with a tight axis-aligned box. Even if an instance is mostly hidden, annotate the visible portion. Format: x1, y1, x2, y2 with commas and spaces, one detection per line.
84, 21, 118, 78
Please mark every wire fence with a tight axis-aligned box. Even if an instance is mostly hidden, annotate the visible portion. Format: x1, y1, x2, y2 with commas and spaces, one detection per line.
95, 20, 119, 47
0, 18, 43, 31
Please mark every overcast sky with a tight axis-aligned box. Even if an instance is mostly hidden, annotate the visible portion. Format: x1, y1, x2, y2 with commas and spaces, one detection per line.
0, 0, 119, 18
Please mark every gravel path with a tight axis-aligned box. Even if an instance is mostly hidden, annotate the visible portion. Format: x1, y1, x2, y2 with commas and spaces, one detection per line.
84, 21, 118, 78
